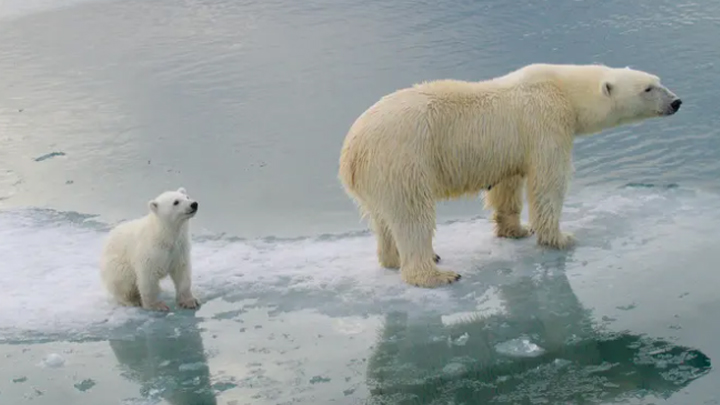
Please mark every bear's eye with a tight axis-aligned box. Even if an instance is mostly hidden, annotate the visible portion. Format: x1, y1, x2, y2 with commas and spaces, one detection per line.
644, 86, 653, 93
173, 200, 179, 206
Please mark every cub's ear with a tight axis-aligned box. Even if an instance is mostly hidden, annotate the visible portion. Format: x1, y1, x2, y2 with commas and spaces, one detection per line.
601, 81, 613, 97
177, 187, 187, 195
148, 200, 159, 213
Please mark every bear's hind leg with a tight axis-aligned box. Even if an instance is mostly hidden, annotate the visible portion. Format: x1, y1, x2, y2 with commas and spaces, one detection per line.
366, 208, 441, 268
116, 286, 142, 307
104, 270, 143, 307
484, 175, 530, 239
369, 213, 401, 269
384, 202, 460, 288
137, 270, 169, 311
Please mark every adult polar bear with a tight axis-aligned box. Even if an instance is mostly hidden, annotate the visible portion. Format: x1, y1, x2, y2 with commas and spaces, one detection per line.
338, 63, 682, 288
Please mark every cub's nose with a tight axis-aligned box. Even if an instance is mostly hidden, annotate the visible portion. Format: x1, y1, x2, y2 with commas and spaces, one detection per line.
671, 99, 682, 112
190, 202, 198, 210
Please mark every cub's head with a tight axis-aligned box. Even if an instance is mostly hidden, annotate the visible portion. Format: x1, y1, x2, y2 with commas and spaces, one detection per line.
599, 66, 682, 127
148, 187, 199, 224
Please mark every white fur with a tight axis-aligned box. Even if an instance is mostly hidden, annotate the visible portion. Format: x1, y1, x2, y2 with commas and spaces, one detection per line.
100, 187, 200, 311
338, 63, 681, 288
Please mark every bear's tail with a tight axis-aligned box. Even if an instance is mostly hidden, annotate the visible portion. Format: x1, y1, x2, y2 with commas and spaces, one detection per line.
338, 144, 360, 193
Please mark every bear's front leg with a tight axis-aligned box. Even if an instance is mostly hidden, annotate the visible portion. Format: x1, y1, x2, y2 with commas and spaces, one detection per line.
136, 270, 169, 311
171, 262, 200, 309
527, 144, 575, 250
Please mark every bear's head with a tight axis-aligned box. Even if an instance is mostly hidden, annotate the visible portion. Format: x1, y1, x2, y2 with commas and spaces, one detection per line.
565, 65, 682, 135
598, 66, 681, 129
148, 187, 199, 225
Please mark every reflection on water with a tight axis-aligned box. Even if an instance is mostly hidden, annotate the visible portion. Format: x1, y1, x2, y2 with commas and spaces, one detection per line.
366, 264, 711, 404
108, 313, 217, 405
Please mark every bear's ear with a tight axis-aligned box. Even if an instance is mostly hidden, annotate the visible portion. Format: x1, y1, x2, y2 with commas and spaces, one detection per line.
148, 200, 159, 213
177, 187, 187, 195
601, 81, 613, 97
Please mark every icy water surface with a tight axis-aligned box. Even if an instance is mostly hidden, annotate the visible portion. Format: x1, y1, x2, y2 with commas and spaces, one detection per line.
1, 187, 718, 404
1, 0, 720, 403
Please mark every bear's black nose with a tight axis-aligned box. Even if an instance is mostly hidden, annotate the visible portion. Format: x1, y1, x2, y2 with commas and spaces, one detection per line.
671, 99, 682, 112
190, 202, 198, 210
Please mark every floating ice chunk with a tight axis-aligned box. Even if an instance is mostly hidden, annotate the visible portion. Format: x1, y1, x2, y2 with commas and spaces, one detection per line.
494, 337, 545, 358
40, 353, 65, 368
178, 362, 206, 371
442, 362, 467, 377
554, 358, 572, 368
447, 332, 470, 347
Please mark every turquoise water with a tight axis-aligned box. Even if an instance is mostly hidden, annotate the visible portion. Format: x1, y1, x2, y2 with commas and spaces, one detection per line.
1, 0, 719, 403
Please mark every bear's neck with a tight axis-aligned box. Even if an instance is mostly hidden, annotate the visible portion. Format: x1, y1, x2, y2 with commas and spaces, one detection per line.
558, 84, 615, 136
147, 214, 189, 241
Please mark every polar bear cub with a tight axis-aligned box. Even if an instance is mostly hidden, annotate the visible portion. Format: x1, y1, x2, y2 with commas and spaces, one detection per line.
100, 187, 200, 311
